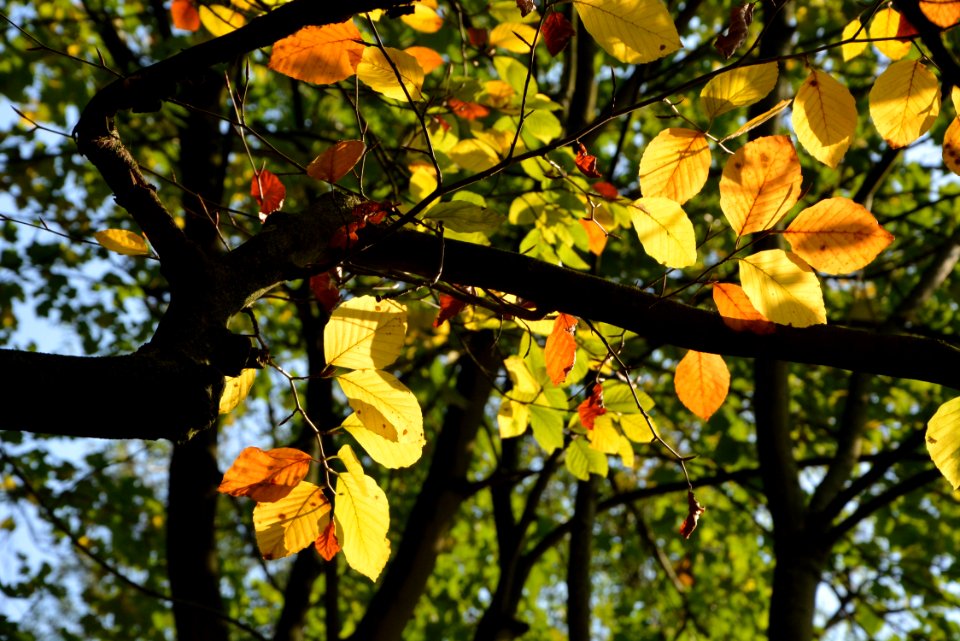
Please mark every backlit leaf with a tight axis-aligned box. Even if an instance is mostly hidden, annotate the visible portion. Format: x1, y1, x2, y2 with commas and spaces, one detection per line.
629, 197, 697, 268
869, 7, 911, 60
448, 98, 490, 120
342, 412, 424, 469
269, 22, 364, 84
253, 481, 331, 560
679, 490, 705, 539
498, 399, 530, 438
449, 138, 501, 172
869, 60, 940, 149
720, 99, 792, 142
587, 417, 621, 454
404, 46, 444, 74
401, 0, 443, 33
701, 62, 778, 121
219, 368, 257, 414
674, 350, 729, 421
574, 0, 681, 64
783, 198, 894, 274
712, 283, 775, 334
542, 11, 575, 56
841, 18, 868, 61
719, 136, 802, 238
920, 0, 960, 27
926, 396, 960, 489
565, 438, 608, 481
638, 128, 710, 204
199, 4, 245, 37
337, 369, 424, 444
334, 445, 390, 581
357, 46, 424, 101
578, 383, 607, 430
545, 313, 578, 385
423, 202, 499, 232
310, 271, 341, 313
324, 296, 407, 370
219, 447, 312, 503
307, 140, 365, 183
171, 0, 200, 31
489, 23, 538, 53
943, 117, 960, 175
315, 520, 341, 561
504, 355, 541, 403
792, 69, 857, 168
433, 293, 469, 327
579, 219, 608, 255
739, 249, 827, 327
251, 169, 286, 219
575, 142, 602, 177
94, 229, 150, 256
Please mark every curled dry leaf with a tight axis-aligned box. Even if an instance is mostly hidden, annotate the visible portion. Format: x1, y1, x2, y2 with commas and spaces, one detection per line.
679, 490, 706, 539
516, 0, 536, 18
714, 2, 754, 59
218, 447, 313, 503
575, 143, 602, 178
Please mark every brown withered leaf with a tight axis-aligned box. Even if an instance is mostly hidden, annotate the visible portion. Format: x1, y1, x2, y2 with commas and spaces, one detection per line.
516, 0, 536, 18
679, 490, 706, 539
714, 3, 754, 59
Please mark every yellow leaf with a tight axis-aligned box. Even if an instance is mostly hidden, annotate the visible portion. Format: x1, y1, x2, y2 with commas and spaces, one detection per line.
504, 355, 540, 403
268, 22, 364, 85
841, 18, 868, 62
401, 0, 443, 33
739, 249, 826, 327
334, 447, 391, 581
489, 22, 538, 53
587, 417, 621, 454
943, 117, 960, 175
573, 0, 680, 64
338, 444, 367, 494
869, 7, 911, 60
719, 135, 802, 238
700, 62, 778, 121
565, 438, 608, 481
920, 0, 960, 28
638, 128, 711, 204
720, 98, 792, 143
94, 229, 150, 256
953, 86, 960, 113
219, 368, 256, 414
342, 413, 424, 469
783, 198, 894, 274
404, 46, 444, 74
253, 481, 331, 560
628, 197, 697, 268
674, 350, 730, 421
199, 4, 245, 37
869, 60, 940, 149
448, 138, 501, 172
337, 369, 424, 444
357, 46, 424, 101
498, 398, 530, 438
792, 69, 857, 168
324, 296, 407, 370
926, 397, 960, 489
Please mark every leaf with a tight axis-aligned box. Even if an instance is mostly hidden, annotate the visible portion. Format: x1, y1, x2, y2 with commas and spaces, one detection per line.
422, 202, 499, 232
334, 445, 391, 581
628, 197, 697, 268
943, 117, 960, 176
712, 283, 775, 335
489, 23, 538, 53
573, 0, 680, 64
920, 0, 960, 28
516, 0, 536, 18
714, 3, 754, 59
449, 138, 501, 172
357, 46, 424, 101
269, 22, 365, 84
700, 62, 778, 121
674, 350, 729, 421
171, 0, 200, 31
719, 136, 802, 238
565, 438, 608, 481
342, 412, 424, 469
869, 60, 940, 149
739, 249, 827, 327
251, 169, 286, 220
498, 399, 530, 438
94, 229, 150, 256
587, 417, 621, 454
324, 296, 407, 370
578, 383, 607, 430
840, 18, 868, 62
542, 11, 575, 56
869, 7, 912, 60
404, 46, 444, 74
783, 198, 894, 274
433, 293, 469, 327
253, 481, 331, 560
307, 140, 365, 183
720, 99, 792, 142
310, 271, 341, 313
926, 397, 960, 489
792, 69, 857, 168
199, 4, 245, 37
219, 368, 257, 414
638, 128, 710, 205
530, 388, 567, 454
401, 0, 443, 33
575, 142, 602, 178
219, 446, 312, 502
679, 490, 705, 539
578, 219, 608, 255
315, 519, 341, 561
447, 98, 490, 121
337, 369, 424, 444
545, 313, 578, 385
503, 355, 541, 403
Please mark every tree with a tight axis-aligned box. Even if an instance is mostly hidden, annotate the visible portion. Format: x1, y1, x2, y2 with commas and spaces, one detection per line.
2, 0, 960, 639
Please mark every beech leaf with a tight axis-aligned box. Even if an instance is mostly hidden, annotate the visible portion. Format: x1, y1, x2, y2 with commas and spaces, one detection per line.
739, 249, 827, 328
251, 169, 286, 220
926, 397, 960, 490
679, 490, 706, 539
94, 229, 150, 256
170, 0, 200, 31
578, 383, 607, 430
674, 350, 729, 421
719, 136, 802, 238
638, 127, 711, 205
701, 62, 778, 121
219, 447, 313, 503
869, 60, 941, 149
792, 69, 857, 168
783, 198, 894, 274
315, 519, 341, 561
269, 22, 364, 85
574, 0, 680, 64
253, 481, 331, 560
712, 283, 774, 335
545, 313, 578, 385
324, 296, 407, 370
307, 140, 365, 183
542, 12, 575, 56
714, 3, 754, 59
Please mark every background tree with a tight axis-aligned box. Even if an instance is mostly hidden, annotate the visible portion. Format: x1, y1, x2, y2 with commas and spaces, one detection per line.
2, 1, 960, 641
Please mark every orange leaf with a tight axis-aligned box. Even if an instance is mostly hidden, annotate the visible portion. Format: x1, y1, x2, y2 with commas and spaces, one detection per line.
679, 490, 706, 539
171, 0, 200, 31
921, 0, 960, 27
578, 219, 608, 255
578, 383, 607, 430
448, 98, 490, 120
674, 350, 729, 421
268, 22, 364, 84
944, 117, 960, 176
307, 140, 366, 183
545, 313, 578, 385
218, 447, 313, 503
542, 11, 575, 56
712, 283, 775, 335
783, 197, 894, 274
434, 292, 471, 327
575, 143, 602, 178
314, 519, 341, 561
404, 45, 445, 74
251, 169, 286, 220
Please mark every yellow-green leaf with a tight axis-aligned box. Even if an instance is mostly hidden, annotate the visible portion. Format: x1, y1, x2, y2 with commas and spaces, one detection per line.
504, 355, 541, 403
565, 438, 608, 481
334, 446, 391, 581
739, 249, 826, 327
199, 4, 245, 37
841, 18, 868, 62
701, 62, 778, 121
94, 229, 150, 256
792, 69, 857, 168
337, 369, 424, 444
869, 60, 941, 149
720, 98, 792, 143
342, 413, 424, 469
783, 198, 894, 274
587, 417, 621, 454
628, 197, 697, 268
869, 7, 911, 60
573, 0, 680, 64
448, 138, 501, 172
253, 481, 331, 560
497, 398, 530, 438
219, 368, 257, 414
324, 296, 407, 370
356, 46, 424, 101
927, 397, 960, 489
489, 22, 538, 53
638, 128, 711, 204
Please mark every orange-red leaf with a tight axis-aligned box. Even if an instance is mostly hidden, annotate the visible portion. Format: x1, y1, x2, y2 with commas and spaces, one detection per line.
448, 98, 490, 120
679, 490, 706, 539
268, 22, 364, 85
578, 219, 608, 255
434, 292, 470, 327
251, 169, 286, 220
712, 283, 775, 335
575, 143, 602, 178
783, 198, 894, 274
545, 313, 578, 385
543, 12, 575, 56
468, 27, 488, 47
307, 140, 366, 183
171, 0, 200, 31
218, 447, 312, 502
310, 271, 341, 313
578, 383, 607, 430
404, 46, 445, 74
674, 350, 729, 421
315, 519, 341, 561
592, 181, 619, 200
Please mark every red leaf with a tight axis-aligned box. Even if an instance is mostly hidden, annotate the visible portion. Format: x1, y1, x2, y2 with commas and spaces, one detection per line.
516, 0, 536, 18
171, 0, 200, 31
714, 3, 754, 59
434, 291, 472, 327
315, 519, 341, 561
545, 313, 578, 385
577, 383, 607, 430
679, 490, 706, 539
310, 271, 341, 313
218, 447, 313, 503
251, 169, 286, 221
896, 14, 918, 39
329, 201, 390, 249
467, 27, 488, 47
575, 143, 602, 178
592, 181, 619, 200
542, 12, 575, 56
448, 98, 490, 120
